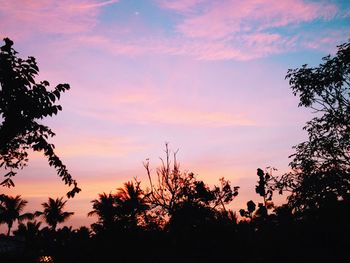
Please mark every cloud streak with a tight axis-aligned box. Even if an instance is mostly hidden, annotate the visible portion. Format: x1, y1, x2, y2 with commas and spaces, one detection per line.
172, 0, 337, 39
76, 33, 294, 61
71, 104, 254, 127
73, 0, 119, 9
0, 0, 118, 38
72, 0, 342, 60
55, 136, 144, 158
156, 0, 204, 12
1, 0, 346, 61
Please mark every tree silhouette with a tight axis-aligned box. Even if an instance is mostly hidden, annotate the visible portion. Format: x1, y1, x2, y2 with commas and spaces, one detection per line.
73, 226, 91, 240
255, 168, 276, 217
88, 180, 149, 232
239, 168, 278, 222
13, 220, 42, 251
0, 194, 33, 236
143, 143, 195, 216
38, 197, 74, 231
114, 180, 149, 229
279, 40, 350, 211
144, 143, 239, 226
88, 193, 117, 232
0, 38, 80, 198
239, 200, 256, 219
13, 220, 42, 238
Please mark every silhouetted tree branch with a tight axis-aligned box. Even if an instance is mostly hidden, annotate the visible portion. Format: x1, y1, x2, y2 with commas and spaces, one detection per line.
278, 40, 350, 211
0, 38, 80, 198
144, 143, 239, 226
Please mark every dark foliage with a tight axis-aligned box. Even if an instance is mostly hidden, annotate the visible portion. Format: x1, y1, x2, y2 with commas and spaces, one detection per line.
143, 143, 239, 223
88, 179, 148, 233
0, 194, 33, 236
37, 197, 74, 231
276, 40, 350, 211
0, 38, 80, 197
1, 192, 348, 263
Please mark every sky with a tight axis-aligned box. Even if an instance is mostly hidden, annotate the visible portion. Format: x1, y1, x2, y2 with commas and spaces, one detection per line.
0, 0, 350, 231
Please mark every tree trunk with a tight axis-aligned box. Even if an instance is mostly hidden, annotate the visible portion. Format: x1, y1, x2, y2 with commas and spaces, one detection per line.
7, 223, 12, 236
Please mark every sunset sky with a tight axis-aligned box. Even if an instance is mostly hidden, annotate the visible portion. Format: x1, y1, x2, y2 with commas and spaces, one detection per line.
1, 0, 350, 231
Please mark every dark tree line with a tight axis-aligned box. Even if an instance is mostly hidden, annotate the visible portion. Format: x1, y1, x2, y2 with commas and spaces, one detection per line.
0, 39, 349, 262
1, 162, 348, 263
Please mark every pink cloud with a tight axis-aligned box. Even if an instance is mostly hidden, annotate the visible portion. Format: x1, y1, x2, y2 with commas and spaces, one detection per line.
144, 109, 255, 126
302, 29, 350, 52
72, 102, 254, 127
0, 0, 118, 39
75, 33, 292, 61
156, 0, 205, 12
2, 0, 343, 64
174, 0, 338, 39
32, 28, 296, 62
68, 0, 336, 61
73, 0, 119, 9
57, 73, 256, 127
76, 35, 145, 56
55, 136, 145, 158
242, 33, 282, 44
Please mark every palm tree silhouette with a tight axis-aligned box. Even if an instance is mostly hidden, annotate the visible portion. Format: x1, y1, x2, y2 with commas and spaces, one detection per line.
88, 193, 116, 230
39, 197, 74, 231
0, 194, 33, 236
115, 180, 148, 227
13, 220, 42, 249
13, 220, 42, 238
88, 181, 148, 231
